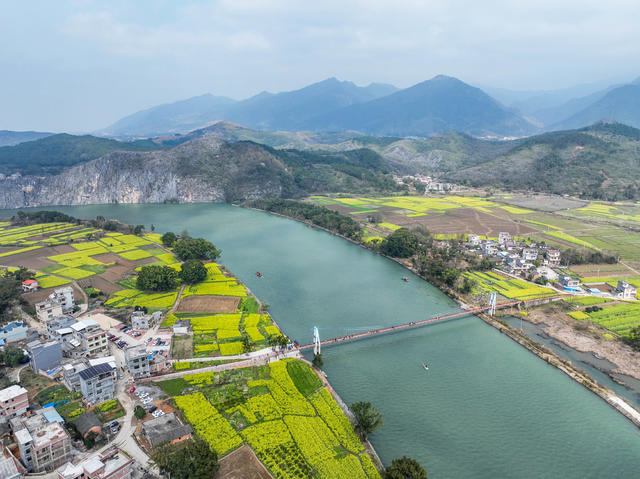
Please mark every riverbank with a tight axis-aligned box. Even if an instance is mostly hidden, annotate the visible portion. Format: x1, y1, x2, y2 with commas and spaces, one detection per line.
484, 311, 640, 428
246, 203, 640, 430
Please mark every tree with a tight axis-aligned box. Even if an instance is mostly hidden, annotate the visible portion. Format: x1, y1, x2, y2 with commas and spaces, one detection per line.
0, 275, 22, 319
161, 231, 177, 247
136, 265, 180, 291
0, 345, 26, 367
626, 325, 640, 351
133, 224, 145, 235
380, 228, 419, 258
350, 401, 382, 440
7, 266, 34, 283
384, 456, 428, 479
173, 238, 221, 261
151, 437, 219, 479
134, 405, 146, 419
180, 259, 207, 284
312, 353, 323, 368
241, 333, 254, 353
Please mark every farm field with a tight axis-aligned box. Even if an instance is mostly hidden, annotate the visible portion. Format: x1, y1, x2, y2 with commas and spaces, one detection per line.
463, 271, 557, 301
566, 301, 640, 338
0, 220, 175, 298
157, 359, 380, 479
308, 194, 640, 269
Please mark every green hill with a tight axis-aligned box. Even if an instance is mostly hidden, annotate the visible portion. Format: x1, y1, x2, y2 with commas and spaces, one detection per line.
0, 134, 163, 175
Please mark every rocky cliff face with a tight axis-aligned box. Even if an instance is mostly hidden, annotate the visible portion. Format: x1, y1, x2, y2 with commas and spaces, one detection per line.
0, 138, 293, 209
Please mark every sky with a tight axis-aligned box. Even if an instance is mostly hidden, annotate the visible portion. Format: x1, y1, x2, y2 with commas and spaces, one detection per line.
2, 0, 639, 132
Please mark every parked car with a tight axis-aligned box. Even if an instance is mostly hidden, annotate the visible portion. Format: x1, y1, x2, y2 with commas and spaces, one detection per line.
149, 406, 157, 413
129, 387, 136, 393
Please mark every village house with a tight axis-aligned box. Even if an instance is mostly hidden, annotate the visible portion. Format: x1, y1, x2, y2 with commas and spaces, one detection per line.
12, 415, 72, 472
35, 301, 63, 323
124, 345, 150, 379
498, 232, 511, 244
45, 316, 77, 339
27, 339, 62, 373
172, 319, 191, 335
558, 274, 581, 291
55, 448, 133, 479
614, 280, 637, 300
78, 363, 116, 404
0, 446, 26, 479
467, 234, 480, 246
130, 310, 161, 330
73, 412, 102, 440
69, 319, 108, 358
64, 357, 117, 392
546, 249, 561, 266
141, 412, 193, 448
0, 321, 27, 344
521, 248, 539, 262
0, 385, 29, 424
481, 242, 498, 256
21, 279, 38, 292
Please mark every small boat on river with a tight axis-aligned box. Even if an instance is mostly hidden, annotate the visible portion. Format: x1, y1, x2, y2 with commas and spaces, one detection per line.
423, 363, 429, 371
402, 277, 409, 282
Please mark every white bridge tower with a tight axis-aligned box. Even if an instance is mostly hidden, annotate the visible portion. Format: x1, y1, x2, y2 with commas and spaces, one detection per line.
313, 326, 321, 355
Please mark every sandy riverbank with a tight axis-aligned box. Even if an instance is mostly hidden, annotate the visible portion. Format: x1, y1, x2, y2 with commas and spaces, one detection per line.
525, 307, 640, 381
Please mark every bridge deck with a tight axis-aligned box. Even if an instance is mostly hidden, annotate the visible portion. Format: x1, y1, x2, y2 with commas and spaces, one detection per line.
299, 296, 562, 350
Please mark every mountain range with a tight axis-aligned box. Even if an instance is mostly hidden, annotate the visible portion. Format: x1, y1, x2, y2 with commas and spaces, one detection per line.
97, 74, 640, 140
2, 118, 640, 206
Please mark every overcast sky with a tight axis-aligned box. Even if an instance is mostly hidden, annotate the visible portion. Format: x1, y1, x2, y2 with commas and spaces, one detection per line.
2, 0, 639, 132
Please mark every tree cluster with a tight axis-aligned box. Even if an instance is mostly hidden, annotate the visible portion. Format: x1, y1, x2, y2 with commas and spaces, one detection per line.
180, 259, 208, 284
151, 437, 219, 479
247, 199, 363, 240
560, 248, 617, 266
173, 237, 221, 261
380, 228, 419, 258
136, 265, 180, 292
0, 273, 24, 320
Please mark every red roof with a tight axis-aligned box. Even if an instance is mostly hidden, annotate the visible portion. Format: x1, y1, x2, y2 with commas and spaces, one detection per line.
22, 279, 38, 285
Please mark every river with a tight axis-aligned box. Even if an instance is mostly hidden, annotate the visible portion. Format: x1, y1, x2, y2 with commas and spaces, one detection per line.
6, 203, 640, 478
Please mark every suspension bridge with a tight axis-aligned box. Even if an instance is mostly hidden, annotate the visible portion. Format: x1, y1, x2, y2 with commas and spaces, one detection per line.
300, 294, 564, 351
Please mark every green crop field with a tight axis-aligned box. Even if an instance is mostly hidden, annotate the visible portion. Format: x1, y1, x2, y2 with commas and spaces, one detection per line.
463, 271, 557, 300
578, 302, 640, 337
162, 360, 381, 478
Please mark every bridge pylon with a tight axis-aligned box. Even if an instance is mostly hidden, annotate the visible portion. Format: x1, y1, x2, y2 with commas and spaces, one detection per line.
313, 326, 321, 355
489, 292, 497, 316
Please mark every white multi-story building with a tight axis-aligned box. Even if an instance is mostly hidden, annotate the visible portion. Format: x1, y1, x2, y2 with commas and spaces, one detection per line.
124, 345, 150, 379
12, 415, 72, 472
78, 363, 116, 404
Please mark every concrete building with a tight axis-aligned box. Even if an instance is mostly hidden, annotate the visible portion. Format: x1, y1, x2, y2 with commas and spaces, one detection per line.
546, 249, 561, 266
21, 279, 38, 292
614, 280, 637, 300
173, 319, 191, 335
498, 232, 511, 244
64, 357, 117, 392
130, 310, 161, 330
467, 234, 480, 246
0, 321, 27, 344
141, 412, 193, 448
481, 242, 498, 256
45, 316, 77, 339
0, 385, 28, 424
12, 415, 72, 472
56, 448, 133, 479
521, 248, 539, 261
124, 345, 150, 379
35, 301, 63, 323
50, 287, 75, 311
69, 319, 108, 358
78, 363, 116, 404
0, 447, 26, 479
558, 275, 581, 291
27, 339, 62, 373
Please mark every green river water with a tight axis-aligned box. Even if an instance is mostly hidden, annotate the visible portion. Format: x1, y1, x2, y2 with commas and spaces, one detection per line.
6, 203, 640, 478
